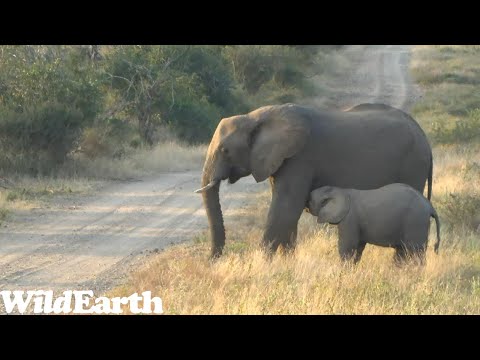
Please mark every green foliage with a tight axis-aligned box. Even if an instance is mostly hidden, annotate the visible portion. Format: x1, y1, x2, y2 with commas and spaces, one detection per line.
0, 45, 102, 121
173, 46, 236, 110
104, 45, 241, 143
431, 109, 480, 144
0, 102, 85, 174
79, 118, 139, 160
223, 45, 317, 97
0, 207, 8, 225
0, 46, 104, 174
412, 45, 480, 144
0, 45, 335, 174
437, 191, 480, 231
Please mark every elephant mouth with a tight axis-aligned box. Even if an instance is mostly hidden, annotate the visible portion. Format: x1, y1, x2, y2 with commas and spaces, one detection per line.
228, 166, 249, 184
228, 176, 240, 184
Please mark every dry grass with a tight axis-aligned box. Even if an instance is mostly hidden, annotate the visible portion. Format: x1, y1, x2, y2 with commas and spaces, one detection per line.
110, 45, 480, 315
71, 140, 206, 180
0, 176, 101, 223
111, 184, 479, 314
411, 45, 480, 143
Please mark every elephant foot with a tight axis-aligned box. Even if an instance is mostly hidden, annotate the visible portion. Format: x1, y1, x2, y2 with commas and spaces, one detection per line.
393, 246, 426, 266
260, 239, 281, 260
339, 247, 364, 264
278, 241, 296, 258
210, 247, 224, 261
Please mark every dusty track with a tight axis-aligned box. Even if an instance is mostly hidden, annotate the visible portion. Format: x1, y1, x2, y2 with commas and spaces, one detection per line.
320, 45, 419, 111
0, 173, 265, 297
0, 45, 418, 312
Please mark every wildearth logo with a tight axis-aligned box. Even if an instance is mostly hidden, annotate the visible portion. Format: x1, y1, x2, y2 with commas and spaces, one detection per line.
0, 290, 163, 314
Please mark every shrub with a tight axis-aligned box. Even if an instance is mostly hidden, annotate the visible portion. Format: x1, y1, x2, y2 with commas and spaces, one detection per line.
431, 109, 480, 144
223, 45, 317, 97
79, 128, 110, 159
78, 118, 139, 160
0, 207, 8, 225
0, 102, 84, 170
0, 45, 102, 122
437, 191, 480, 231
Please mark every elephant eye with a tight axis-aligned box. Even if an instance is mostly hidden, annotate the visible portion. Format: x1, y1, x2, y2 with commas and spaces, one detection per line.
320, 198, 330, 207
221, 147, 229, 155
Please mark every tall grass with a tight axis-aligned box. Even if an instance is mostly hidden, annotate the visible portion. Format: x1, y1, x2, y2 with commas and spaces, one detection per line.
111, 184, 479, 314
70, 140, 206, 179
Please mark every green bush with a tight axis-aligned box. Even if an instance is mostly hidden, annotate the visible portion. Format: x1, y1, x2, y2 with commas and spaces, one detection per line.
431, 109, 480, 144
0, 207, 8, 225
0, 46, 104, 174
166, 95, 221, 143
78, 118, 140, 160
0, 102, 84, 173
437, 191, 480, 231
0, 45, 102, 121
0, 45, 339, 175
223, 45, 317, 97
105, 46, 242, 143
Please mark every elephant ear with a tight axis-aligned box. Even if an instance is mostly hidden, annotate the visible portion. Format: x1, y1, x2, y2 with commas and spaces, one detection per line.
250, 105, 310, 182
318, 193, 350, 225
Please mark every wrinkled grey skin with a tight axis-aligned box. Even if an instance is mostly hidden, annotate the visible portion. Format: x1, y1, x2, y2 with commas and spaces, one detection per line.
308, 184, 441, 264
195, 103, 433, 259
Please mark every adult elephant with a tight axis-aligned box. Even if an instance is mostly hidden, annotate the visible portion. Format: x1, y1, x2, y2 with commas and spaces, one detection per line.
195, 103, 433, 259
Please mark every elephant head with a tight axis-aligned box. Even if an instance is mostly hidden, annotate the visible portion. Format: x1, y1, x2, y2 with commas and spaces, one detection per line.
308, 186, 350, 225
195, 104, 310, 258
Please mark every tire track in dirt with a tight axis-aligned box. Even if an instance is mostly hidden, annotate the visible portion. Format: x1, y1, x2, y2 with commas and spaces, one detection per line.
320, 45, 419, 111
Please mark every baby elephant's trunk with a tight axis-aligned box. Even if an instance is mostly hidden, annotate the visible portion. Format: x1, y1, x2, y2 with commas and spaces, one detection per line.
431, 209, 441, 254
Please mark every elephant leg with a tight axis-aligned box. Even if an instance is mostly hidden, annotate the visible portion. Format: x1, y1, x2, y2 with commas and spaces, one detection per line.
262, 171, 312, 255
397, 214, 429, 265
282, 224, 297, 254
393, 244, 426, 266
353, 242, 366, 264
413, 246, 427, 265
399, 150, 431, 198
394, 246, 408, 265
338, 242, 361, 262
337, 222, 361, 263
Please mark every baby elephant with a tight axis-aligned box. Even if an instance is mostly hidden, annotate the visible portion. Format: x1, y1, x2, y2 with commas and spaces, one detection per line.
308, 183, 441, 264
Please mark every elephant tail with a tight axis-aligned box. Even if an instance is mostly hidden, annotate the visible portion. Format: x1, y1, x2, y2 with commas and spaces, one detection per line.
427, 156, 433, 201
430, 207, 441, 254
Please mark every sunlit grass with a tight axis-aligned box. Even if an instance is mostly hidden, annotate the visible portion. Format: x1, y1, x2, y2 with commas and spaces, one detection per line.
111, 182, 479, 314
71, 140, 206, 179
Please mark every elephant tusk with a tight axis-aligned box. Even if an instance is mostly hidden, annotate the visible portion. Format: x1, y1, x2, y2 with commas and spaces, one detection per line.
194, 180, 219, 193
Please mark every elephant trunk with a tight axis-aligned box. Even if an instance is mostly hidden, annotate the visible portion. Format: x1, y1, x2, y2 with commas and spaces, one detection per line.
200, 155, 225, 259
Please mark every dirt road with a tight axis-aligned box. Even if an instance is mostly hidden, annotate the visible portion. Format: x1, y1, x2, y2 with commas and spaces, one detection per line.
320, 45, 419, 111
0, 174, 266, 295
0, 45, 418, 311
